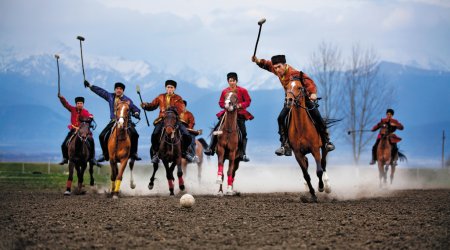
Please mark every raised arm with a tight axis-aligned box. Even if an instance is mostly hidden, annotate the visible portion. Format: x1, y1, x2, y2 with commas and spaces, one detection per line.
58, 94, 74, 112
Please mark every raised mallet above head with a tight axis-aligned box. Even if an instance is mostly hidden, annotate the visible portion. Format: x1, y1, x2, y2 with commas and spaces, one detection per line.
54, 54, 60, 60
253, 18, 267, 57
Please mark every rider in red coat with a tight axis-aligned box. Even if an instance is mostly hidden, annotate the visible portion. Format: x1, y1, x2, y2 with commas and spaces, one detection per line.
370, 108, 404, 166
204, 72, 253, 162
58, 95, 96, 165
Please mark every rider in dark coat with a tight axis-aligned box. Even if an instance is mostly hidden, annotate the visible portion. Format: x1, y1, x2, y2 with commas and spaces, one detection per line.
252, 55, 335, 156
84, 80, 141, 162
370, 108, 404, 166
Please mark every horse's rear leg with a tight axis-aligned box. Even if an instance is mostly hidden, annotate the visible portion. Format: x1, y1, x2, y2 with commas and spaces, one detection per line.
129, 158, 136, 189
390, 164, 396, 185
312, 150, 324, 193
197, 161, 202, 184
148, 163, 159, 190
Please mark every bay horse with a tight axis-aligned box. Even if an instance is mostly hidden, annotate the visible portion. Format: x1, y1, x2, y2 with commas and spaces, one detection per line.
65, 118, 95, 195
148, 109, 185, 195
215, 91, 241, 195
108, 100, 136, 199
285, 79, 331, 202
181, 138, 208, 184
376, 123, 407, 187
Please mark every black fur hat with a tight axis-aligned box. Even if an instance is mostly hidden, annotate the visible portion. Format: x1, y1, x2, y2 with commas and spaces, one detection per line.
165, 80, 177, 88
271, 55, 286, 65
75, 97, 85, 103
386, 108, 394, 115
227, 72, 238, 81
114, 82, 125, 90
183, 100, 187, 106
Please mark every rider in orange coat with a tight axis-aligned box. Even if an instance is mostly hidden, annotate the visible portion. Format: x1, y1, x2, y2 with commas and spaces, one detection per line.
179, 100, 200, 163
141, 80, 196, 164
252, 55, 335, 156
370, 108, 404, 166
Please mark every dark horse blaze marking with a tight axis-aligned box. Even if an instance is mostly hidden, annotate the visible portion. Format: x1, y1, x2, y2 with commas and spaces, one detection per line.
215, 91, 241, 195
108, 101, 136, 199
66, 119, 94, 195
285, 80, 331, 202
148, 110, 185, 195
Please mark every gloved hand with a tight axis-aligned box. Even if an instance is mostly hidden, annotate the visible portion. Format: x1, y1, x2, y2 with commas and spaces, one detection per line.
310, 93, 317, 101
57, 93, 62, 98
133, 112, 140, 119
84, 80, 91, 88
140, 103, 146, 109
251, 56, 259, 63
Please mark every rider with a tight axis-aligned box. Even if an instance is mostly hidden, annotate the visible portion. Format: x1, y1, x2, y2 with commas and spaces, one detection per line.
83, 80, 141, 162
204, 72, 253, 162
252, 55, 335, 156
57, 94, 97, 166
180, 100, 200, 163
370, 108, 404, 166
140, 80, 196, 164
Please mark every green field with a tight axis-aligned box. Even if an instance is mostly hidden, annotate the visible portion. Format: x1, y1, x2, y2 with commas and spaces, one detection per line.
0, 162, 110, 190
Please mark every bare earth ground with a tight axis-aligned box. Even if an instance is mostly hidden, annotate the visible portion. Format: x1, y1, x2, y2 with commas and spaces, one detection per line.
0, 188, 449, 249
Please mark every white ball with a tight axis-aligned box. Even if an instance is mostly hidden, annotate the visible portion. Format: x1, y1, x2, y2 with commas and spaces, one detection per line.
180, 194, 195, 208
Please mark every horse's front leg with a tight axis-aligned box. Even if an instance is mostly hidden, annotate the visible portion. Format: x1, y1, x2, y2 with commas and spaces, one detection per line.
109, 161, 118, 195
65, 161, 75, 195
294, 152, 317, 202
377, 161, 384, 188
76, 162, 87, 195
88, 161, 95, 187
176, 158, 185, 191
216, 147, 225, 185
148, 162, 159, 190
311, 148, 324, 192
164, 161, 175, 196
112, 157, 129, 198
226, 151, 236, 195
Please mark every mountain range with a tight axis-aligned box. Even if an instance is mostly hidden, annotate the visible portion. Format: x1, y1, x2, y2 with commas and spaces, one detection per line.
0, 53, 449, 166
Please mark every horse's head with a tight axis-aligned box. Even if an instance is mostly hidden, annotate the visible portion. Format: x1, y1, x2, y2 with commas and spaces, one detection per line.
115, 100, 130, 129
164, 109, 179, 137
285, 80, 305, 107
224, 91, 238, 112
77, 117, 92, 141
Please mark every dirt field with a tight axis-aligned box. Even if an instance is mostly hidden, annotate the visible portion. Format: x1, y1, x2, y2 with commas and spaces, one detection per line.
0, 188, 449, 249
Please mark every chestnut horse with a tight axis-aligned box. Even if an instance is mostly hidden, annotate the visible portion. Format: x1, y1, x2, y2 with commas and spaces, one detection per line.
65, 118, 95, 195
215, 91, 241, 195
148, 109, 185, 195
181, 138, 208, 184
285, 80, 331, 202
108, 101, 136, 198
376, 123, 407, 187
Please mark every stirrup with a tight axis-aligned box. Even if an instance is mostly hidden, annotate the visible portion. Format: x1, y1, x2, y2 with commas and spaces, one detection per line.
204, 148, 214, 156
275, 146, 285, 156
242, 155, 250, 162
325, 142, 335, 152
151, 155, 160, 164
369, 160, 376, 165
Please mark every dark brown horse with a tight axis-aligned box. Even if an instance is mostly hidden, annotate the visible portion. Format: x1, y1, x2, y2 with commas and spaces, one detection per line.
65, 118, 95, 195
285, 80, 331, 202
108, 101, 136, 198
148, 109, 185, 195
181, 138, 208, 184
376, 123, 406, 187
215, 91, 241, 195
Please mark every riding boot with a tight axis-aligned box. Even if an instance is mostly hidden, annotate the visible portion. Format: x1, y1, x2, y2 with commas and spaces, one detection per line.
87, 138, 100, 167
370, 140, 379, 165
204, 135, 217, 156
129, 125, 141, 161
391, 143, 398, 167
322, 130, 335, 152
241, 138, 250, 162
275, 126, 291, 156
59, 131, 73, 165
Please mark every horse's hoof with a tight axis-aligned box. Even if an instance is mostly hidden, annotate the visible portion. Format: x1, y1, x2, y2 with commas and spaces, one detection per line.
324, 185, 332, 194
216, 175, 223, 184
217, 191, 224, 197
90, 181, 95, 186
179, 185, 185, 191
148, 183, 154, 190
300, 196, 309, 203
112, 195, 119, 199
64, 191, 71, 196
311, 195, 318, 203
130, 183, 136, 189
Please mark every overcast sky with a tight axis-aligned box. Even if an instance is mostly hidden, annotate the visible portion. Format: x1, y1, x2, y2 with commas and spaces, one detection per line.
1, 0, 449, 88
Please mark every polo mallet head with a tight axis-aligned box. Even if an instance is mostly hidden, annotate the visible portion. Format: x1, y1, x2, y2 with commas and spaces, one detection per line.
136, 85, 141, 93
347, 131, 351, 135
76, 36, 85, 41
258, 18, 266, 26
76, 35, 86, 82
54, 54, 60, 60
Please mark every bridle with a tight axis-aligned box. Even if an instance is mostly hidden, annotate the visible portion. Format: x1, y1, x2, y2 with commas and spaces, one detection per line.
162, 110, 181, 146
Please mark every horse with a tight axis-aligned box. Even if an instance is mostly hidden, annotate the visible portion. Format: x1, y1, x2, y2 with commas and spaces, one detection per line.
285, 79, 331, 202
148, 109, 185, 195
108, 100, 136, 198
65, 118, 95, 195
215, 91, 242, 195
376, 123, 407, 187
181, 138, 208, 184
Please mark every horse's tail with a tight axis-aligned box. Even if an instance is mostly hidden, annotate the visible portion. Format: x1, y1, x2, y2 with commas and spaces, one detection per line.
398, 150, 407, 162
324, 118, 342, 129
197, 137, 208, 150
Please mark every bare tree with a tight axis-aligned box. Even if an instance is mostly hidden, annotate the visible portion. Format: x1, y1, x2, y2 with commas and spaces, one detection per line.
309, 41, 344, 134
343, 44, 394, 165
